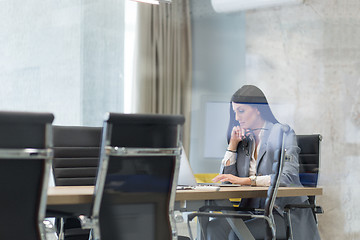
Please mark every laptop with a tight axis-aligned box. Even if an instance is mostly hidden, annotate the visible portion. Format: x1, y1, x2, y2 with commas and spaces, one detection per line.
177, 147, 240, 190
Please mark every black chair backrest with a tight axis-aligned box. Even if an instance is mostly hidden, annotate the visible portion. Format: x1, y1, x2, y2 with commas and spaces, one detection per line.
92, 113, 185, 240
0, 111, 53, 148
52, 125, 102, 186
0, 111, 54, 240
296, 134, 321, 188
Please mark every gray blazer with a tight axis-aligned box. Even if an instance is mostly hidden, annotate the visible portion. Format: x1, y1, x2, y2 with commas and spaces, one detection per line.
222, 121, 308, 213
222, 122, 321, 239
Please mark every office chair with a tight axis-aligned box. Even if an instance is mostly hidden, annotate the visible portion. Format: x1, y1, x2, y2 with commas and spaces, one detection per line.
80, 113, 185, 240
52, 126, 102, 186
187, 125, 290, 240
51, 125, 102, 240
0, 111, 54, 240
283, 134, 323, 240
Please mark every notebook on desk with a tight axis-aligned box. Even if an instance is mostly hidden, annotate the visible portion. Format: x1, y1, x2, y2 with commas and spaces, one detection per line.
177, 148, 240, 190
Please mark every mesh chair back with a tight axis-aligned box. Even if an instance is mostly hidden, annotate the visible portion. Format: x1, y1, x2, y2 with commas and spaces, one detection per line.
52, 126, 102, 186
0, 111, 54, 240
92, 113, 185, 240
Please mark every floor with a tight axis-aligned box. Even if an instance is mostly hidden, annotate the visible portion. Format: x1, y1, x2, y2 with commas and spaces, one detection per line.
44, 214, 199, 240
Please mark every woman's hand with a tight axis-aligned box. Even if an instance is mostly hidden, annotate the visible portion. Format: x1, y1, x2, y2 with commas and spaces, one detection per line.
228, 126, 245, 151
212, 174, 251, 185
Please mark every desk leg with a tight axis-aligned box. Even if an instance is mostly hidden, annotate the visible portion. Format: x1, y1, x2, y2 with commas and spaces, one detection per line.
226, 218, 255, 240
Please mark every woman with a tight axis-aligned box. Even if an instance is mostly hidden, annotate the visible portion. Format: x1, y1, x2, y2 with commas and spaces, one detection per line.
207, 85, 320, 240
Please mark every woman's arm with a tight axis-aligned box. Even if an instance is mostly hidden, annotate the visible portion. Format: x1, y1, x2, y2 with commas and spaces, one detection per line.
279, 128, 302, 186
267, 124, 301, 187
212, 174, 251, 185
219, 126, 247, 174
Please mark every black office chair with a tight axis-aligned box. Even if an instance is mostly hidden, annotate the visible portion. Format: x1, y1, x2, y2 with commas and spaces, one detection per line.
283, 134, 323, 239
52, 125, 102, 186
81, 113, 185, 240
52, 125, 102, 240
187, 125, 290, 240
0, 111, 54, 240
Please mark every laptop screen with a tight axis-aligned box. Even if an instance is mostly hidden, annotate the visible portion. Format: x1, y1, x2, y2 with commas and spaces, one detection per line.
177, 148, 197, 187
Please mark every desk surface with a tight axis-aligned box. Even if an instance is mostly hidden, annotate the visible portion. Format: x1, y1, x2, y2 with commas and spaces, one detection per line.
47, 186, 323, 206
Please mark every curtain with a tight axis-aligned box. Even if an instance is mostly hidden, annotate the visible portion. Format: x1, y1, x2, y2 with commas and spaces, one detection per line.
132, 0, 192, 153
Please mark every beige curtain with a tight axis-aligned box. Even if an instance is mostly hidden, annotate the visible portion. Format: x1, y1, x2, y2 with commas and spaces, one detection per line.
132, 0, 192, 152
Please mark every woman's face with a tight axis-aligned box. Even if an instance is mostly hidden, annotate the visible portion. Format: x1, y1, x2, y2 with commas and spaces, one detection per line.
232, 102, 262, 130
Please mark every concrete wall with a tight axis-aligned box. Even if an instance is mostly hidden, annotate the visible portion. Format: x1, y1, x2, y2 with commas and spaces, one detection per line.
0, 0, 124, 126
0, 0, 83, 125
190, 0, 360, 238
82, 0, 125, 126
243, 0, 360, 238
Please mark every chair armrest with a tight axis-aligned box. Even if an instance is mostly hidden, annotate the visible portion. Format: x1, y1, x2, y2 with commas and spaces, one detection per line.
187, 211, 271, 239
284, 204, 324, 214
283, 202, 323, 239
187, 208, 270, 240
78, 215, 96, 229
314, 205, 324, 214
188, 211, 257, 222
43, 219, 57, 234
198, 205, 259, 213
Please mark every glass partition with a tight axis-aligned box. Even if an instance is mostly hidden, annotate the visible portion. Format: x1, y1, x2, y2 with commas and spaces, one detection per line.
1, 0, 359, 239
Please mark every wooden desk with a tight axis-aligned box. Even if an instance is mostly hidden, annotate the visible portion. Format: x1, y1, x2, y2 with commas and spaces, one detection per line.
47, 185, 323, 205
47, 185, 323, 240
47, 186, 94, 205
